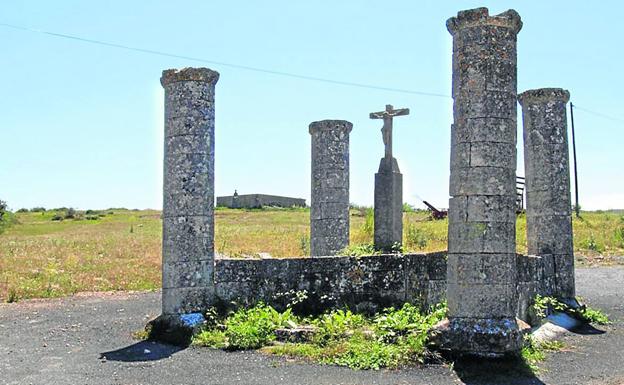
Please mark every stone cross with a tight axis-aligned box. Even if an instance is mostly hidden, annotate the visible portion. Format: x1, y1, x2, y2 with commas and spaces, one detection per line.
369, 104, 410, 159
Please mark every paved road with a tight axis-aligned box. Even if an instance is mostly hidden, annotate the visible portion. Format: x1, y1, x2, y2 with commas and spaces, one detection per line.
1, 268, 622, 385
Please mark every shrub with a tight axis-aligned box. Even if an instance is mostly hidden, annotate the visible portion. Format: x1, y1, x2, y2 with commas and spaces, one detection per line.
0, 200, 16, 234
361, 208, 374, 237
65, 208, 76, 219
16, 208, 29, 213
406, 224, 428, 250
30, 207, 46, 212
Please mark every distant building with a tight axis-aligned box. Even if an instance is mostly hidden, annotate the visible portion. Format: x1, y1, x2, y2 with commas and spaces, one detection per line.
216, 190, 306, 208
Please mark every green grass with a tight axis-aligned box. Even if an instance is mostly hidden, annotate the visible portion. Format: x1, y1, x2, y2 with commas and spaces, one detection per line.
0, 208, 622, 301
194, 302, 447, 370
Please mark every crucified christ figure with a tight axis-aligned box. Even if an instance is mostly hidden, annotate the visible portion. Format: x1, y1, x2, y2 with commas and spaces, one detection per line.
369, 104, 410, 159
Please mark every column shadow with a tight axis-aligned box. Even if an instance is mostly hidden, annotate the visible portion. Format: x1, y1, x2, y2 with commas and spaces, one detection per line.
451, 356, 546, 385
100, 340, 186, 362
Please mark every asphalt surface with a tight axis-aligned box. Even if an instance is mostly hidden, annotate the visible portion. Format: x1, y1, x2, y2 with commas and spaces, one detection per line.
1, 267, 622, 385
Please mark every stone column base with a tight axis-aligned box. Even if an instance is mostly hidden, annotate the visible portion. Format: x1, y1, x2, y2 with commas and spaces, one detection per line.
431, 317, 530, 357
374, 157, 403, 252
147, 313, 206, 346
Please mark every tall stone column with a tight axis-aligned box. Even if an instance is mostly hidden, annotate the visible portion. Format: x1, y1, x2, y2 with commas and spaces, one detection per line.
309, 120, 352, 256
518, 88, 575, 300
374, 158, 402, 251
161, 67, 219, 316
440, 8, 527, 355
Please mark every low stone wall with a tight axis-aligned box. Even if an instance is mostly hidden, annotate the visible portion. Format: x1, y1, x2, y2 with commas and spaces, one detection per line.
214, 252, 548, 320
215, 253, 447, 314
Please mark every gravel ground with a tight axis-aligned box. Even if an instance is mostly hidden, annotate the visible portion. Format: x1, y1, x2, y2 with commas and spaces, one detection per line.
1, 267, 622, 385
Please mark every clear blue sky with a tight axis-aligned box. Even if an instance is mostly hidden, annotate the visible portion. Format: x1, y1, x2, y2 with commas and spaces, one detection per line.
1, 1, 622, 211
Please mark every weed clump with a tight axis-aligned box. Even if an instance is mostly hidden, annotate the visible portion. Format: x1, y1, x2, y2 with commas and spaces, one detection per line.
193, 302, 447, 370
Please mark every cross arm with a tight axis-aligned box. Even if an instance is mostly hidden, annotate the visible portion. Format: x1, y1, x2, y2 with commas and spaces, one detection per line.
391, 108, 410, 116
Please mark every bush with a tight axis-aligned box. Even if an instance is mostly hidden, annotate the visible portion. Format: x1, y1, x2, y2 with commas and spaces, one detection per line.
16, 208, 29, 213
30, 207, 46, 212
406, 224, 428, 250
0, 199, 15, 233
65, 208, 76, 219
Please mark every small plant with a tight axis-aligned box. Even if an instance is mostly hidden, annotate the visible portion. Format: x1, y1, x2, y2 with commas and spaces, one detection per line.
521, 335, 546, 372
613, 226, 624, 248
7, 288, 19, 303
361, 208, 374, 237
578, 306, 611, 325
532, 295, 610, 325
224, 303, 296, 350
339, 243, 379, 257
299, 234, 310, 255
584, 234, 603, 252
406, 224, 428, 250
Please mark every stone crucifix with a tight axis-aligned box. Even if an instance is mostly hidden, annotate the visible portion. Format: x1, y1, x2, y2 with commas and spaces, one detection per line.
369, 104, 410, 159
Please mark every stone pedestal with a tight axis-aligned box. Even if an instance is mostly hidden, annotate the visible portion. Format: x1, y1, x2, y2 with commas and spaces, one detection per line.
309, 120, 352, 256
439, 8, 528, 356
152, 67, 219, 345
519, 88, 575, 300
374, 157, 403, 251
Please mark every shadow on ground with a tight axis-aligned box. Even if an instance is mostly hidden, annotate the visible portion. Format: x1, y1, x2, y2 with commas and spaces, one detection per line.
451, 356, 546, 385
100, 341, 186, 362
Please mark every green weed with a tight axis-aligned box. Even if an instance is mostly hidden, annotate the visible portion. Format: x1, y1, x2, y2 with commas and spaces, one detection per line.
200, 302, 447, 370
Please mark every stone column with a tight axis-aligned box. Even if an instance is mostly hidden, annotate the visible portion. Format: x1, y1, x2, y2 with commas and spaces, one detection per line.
309, 120, 352, 256
374, 158, 403, 252
441, 8, 527, 355
161, 67, 219, 316
518, 88, 575, 300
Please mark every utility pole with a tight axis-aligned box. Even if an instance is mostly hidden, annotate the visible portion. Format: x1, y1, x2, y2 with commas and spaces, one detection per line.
570, 102, 580, 217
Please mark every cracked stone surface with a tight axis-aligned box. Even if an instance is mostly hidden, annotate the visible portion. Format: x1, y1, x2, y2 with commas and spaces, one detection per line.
309, 120, 352, 256
445, 7, 523, 354
161, 67, 219, 315
519, 88, 575, 299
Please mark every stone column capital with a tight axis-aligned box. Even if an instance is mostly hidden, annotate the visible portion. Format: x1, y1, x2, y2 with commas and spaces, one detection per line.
446, 7, 522, 36
161, 67, 220, 87
518, 88, 570, 106
309, 120, 353, 135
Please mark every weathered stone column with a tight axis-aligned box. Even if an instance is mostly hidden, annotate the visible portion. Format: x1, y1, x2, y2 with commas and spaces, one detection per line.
309, 120, 352, 256
374, 158, 402, 251
518, 88, 575, 300
439, 8, 527, 355
161, 67, 219, 316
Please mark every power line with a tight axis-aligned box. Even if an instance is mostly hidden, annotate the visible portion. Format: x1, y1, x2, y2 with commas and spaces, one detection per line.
0, 22, 451, 99
572, 104, 624, 123
3, 21, 623, 124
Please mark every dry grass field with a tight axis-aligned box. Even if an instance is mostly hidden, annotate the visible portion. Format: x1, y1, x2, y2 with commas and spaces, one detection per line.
0, 208, 622, 301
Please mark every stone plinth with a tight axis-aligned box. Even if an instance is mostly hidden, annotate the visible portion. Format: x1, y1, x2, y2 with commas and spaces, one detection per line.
309, 120, 352, 256
518, 88, 575, 300
160, 67, 219, 316
374, 157, 403, 251
442, 7, 527, 355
